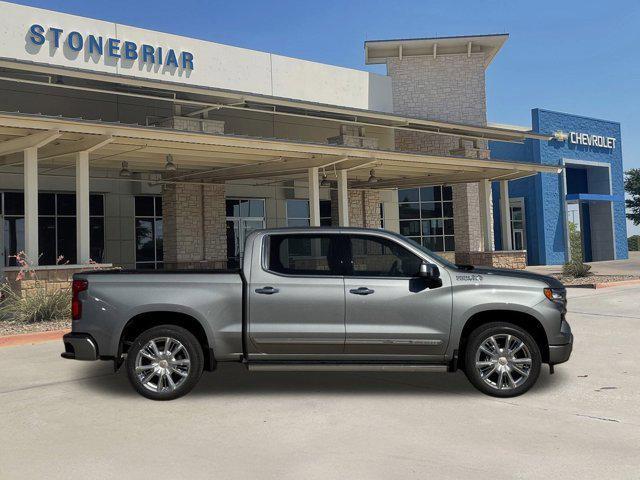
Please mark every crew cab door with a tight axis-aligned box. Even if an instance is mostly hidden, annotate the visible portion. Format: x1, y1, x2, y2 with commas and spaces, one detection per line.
343, 234, 452, 359
247, 233, 346, 357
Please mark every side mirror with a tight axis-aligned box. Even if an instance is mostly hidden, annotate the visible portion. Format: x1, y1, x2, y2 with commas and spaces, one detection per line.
419, 261, 440, 279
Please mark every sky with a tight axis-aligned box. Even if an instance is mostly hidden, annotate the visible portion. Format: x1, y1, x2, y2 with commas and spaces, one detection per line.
8, 0, 640, 235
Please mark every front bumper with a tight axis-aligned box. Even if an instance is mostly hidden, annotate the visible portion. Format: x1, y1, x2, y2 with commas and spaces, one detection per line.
549, 318, 573, 365
61, 332, 98, 361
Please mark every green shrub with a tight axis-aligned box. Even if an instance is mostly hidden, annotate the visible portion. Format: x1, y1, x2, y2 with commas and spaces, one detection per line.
562, 261, 592, 278
629, 235, 640, 252
0, 284, 71, 323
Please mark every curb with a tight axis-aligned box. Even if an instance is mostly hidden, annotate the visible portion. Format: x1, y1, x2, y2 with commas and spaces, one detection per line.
0, 329, 69, 348
564, 279, 640, 289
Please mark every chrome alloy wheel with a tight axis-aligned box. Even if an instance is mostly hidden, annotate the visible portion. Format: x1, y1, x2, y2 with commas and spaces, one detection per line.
474, 334, 532, 391
134, 337, 191, 393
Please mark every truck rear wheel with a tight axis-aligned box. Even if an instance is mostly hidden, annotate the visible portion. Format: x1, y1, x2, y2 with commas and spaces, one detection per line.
464, 322, 541, 397
126, 325, 204, 400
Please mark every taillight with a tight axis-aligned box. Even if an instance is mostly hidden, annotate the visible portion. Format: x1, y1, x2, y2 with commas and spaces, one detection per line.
72, 279, 88, 320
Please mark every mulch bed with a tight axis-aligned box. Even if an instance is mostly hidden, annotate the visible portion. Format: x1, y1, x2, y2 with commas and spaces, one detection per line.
0, 319, 71, 337
551, 274, 640, 287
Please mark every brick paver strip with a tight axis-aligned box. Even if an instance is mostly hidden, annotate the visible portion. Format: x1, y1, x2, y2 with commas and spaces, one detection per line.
0, 329, 70, 348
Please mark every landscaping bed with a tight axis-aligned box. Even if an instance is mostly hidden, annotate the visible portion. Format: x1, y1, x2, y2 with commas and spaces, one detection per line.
0, 319, 70, 337
552, 274, 640, 287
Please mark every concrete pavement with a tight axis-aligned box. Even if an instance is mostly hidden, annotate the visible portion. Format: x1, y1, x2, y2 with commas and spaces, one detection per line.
1, 285, 639, 479
527, 251, 640, 276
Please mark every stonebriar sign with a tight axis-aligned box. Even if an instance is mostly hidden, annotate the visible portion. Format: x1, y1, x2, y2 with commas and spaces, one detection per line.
28, 24, 195, 70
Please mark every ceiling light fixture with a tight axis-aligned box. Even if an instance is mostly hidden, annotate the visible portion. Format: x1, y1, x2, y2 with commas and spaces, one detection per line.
320, 172, 330, 187
119, 161, 132, 177
165, 154, 177, 171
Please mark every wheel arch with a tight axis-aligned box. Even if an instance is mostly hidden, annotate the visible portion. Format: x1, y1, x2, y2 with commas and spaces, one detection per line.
456, 310, 550, 370
119, 311, 216, 371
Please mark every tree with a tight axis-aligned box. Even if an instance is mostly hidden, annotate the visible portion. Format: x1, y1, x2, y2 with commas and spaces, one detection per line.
629, 235, 640, 252
625, 169, 640, 225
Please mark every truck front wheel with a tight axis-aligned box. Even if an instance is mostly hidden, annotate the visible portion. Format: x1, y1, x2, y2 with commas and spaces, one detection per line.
464, 322, 541, 397
126, 325, 204, 400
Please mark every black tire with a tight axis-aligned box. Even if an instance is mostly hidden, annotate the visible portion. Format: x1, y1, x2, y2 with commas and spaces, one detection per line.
126, 325, 204, 401
464, 322, 541, 398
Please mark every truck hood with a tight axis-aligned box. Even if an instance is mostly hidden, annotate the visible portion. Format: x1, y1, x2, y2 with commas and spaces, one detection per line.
457, 266, 565, 289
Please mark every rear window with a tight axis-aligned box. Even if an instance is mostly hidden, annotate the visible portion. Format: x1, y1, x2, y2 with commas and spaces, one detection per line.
266, 234, 343, 276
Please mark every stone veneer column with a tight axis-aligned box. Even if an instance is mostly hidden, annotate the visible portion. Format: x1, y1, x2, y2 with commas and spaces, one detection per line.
386, 53, 491, 256
341, 190, 381, 228
203, 184, 227, 264
163, 183, 227, 268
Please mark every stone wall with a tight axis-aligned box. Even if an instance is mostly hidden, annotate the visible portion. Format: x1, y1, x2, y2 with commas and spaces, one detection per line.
331, 189, 381, 228
387, 53, 492, 255
4, 265, 115, 296
163, 183, 227, 269
455, 250, 527, 270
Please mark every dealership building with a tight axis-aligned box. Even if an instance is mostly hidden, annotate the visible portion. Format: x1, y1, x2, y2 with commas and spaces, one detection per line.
0, 1, 628, 287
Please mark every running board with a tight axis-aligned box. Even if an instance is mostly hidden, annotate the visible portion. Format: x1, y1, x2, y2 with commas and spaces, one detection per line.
246, 363, 448, 372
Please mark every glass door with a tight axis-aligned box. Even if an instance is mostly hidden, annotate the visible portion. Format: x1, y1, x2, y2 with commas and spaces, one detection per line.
226, 199, 265, 268
509, 199, 527, 251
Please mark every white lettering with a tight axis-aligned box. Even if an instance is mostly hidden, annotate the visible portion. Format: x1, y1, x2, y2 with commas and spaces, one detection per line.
568, 131, 616, 149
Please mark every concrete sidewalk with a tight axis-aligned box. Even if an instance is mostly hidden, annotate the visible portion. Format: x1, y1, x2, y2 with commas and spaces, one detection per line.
527, 251, 640, 276
1, 285, 639, 479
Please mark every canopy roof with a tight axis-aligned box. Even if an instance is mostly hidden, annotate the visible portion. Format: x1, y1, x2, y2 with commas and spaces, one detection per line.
0, 111, 560, 189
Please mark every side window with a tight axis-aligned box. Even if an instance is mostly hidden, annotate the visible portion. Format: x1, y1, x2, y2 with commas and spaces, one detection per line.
267, 234, 343, 276
349, 235, 422, 277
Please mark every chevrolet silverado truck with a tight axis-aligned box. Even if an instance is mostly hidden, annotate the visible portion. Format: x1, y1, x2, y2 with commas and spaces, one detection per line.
62, 227, 573, 400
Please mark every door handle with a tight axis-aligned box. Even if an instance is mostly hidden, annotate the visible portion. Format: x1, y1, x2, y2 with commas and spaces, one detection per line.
349, 287, 375, 296
255, 286, 279, 295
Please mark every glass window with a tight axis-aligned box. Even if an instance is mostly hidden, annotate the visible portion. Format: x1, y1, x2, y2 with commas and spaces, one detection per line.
38, 217, 56, 265
135, 196, 163, 269
135, 196, 155, 217
56, 193, 76, 215
267, 234, 342, 276
398, 189, 419, 203
1, 192, 105, 266
90, 194, 104, 216
396, 186, 455, 252
4, 192, 24, 216
38, 193, 55, 215
349, 235, 423, 278
286, 199, 332, 226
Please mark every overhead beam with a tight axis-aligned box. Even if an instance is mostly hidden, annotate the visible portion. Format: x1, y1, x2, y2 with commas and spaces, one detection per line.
197, 157, 351, 182
0, 130, 61, 156
39, 135, 114, 160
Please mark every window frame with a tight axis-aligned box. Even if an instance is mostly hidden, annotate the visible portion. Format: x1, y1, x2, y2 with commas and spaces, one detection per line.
134, 195, 163, 270
398, 186, 455, 252
262, 233, 347, 278
1, 191, 105, 266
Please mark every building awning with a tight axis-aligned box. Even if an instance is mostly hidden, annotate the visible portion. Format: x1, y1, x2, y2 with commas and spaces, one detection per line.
566, 194, 623, 202
0, 111, 561, 189
0, 58, 549, 145
365, 34, 509, 68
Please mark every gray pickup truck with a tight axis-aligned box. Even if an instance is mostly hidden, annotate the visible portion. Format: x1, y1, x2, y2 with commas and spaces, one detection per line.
62, 227, 572, 400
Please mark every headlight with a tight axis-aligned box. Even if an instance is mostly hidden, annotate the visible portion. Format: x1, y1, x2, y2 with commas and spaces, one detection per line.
544, 287, 566, 304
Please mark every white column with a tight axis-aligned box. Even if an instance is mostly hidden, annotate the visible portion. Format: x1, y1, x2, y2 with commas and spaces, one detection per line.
499, 180, 513, 251
308, 167, 320, 227
337, 169, 349, 226
76, 151, 91, 264
23, 147, 39, 265
478, 179, 494, 252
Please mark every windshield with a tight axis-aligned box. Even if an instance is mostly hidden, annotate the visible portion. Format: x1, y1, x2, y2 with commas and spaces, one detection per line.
397, 234, 459, 270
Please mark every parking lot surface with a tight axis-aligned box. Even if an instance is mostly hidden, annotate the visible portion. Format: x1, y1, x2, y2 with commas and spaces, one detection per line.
1, 285, 639, 479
